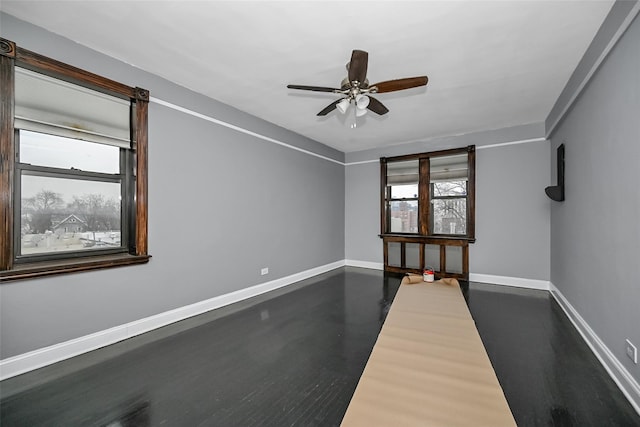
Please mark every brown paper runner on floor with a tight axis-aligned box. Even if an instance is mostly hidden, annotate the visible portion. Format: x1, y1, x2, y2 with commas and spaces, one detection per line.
341, 278, 516, 427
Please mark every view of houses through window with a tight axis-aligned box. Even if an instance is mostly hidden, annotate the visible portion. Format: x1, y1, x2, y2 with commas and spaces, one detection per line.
383, 150, 472, 237
389, 180, 467, 235
18, 131, 123, 256
389, 183, 418, 233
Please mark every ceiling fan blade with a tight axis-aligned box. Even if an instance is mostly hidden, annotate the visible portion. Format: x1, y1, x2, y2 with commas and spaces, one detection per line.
317, 99, 342, 116
348, 50, 368, 85
366, 96, 389, 115
287, 84, 341, 93
371, 76, 428, 93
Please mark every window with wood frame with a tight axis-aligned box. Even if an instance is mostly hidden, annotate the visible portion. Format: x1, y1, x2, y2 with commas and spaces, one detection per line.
0, 38, 150, 281
380, 146, 475, 278
381, 146, 475, 239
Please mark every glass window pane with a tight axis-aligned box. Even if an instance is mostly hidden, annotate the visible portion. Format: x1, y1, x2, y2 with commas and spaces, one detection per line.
390, 200, 418, 233
20, 174, 122, 255
432, 199, 466, 235
19, 130, 120, 174
390, 183, 418, 199
433, 180, 467, 197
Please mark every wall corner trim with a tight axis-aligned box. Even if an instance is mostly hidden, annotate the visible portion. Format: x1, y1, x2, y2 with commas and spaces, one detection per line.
549, 282, 640, 416
0, 260, 346, 381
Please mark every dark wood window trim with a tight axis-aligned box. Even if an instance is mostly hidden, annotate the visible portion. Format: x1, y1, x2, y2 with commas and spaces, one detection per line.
0, 38, 150, 282
380, 145, 475, 240
380, 145, 475, 278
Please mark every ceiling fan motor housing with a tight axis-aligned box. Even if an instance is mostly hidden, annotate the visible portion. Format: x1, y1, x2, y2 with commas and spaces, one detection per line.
341, 77, 369, 92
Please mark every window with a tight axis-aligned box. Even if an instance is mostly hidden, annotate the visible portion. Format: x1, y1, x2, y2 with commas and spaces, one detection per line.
380, 146, 475, 240
429, 153, 469, 236
0, 38, 150, 281
17, 131, 124, 257
379, 146, 475, 277
385, 160, 419, 233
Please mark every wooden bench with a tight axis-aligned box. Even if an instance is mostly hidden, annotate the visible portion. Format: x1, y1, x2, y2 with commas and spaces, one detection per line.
341, 277, 516, 427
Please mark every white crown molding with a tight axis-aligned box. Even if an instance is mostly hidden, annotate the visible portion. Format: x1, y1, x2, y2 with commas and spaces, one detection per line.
152, 96, 548, 168
344, 159, 379, 166
151, 97, 345, 166
546, 1, 640, 138
475, 137, 547, 150
345, 137, 548, 166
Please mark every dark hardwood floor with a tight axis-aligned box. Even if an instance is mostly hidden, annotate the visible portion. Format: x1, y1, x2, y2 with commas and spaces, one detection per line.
0, 267, 638, 426
465, 282, 639, 426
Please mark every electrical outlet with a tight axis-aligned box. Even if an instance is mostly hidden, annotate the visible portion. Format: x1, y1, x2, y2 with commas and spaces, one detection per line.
261, 267, 269, 276
625, 339, 637, 364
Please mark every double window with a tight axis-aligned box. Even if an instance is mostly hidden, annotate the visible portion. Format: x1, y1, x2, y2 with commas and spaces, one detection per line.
0, 38, 150, 281
381, 146, 475, 240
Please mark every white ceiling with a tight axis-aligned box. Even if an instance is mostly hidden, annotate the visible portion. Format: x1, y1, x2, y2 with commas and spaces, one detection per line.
1, 1, 614, 153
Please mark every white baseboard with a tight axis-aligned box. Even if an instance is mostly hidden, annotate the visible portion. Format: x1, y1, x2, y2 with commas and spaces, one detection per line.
8, 260, 637, 419
469, 273, 550, 290
344, 263, 551, 290
549, 283, 640, 416
345, 259, 384, 270
0, 260, 345, 381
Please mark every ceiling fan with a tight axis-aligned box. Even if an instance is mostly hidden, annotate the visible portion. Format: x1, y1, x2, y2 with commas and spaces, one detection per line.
287, 49, 428, 117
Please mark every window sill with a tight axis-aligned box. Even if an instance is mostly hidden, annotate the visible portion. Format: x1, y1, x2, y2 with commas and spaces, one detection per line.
0, 253, 151, 282
379, 234, 476, 244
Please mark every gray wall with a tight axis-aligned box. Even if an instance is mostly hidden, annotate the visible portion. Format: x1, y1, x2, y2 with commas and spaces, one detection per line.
549, 11, 640, 382
345, 126, 551, 281
0, 14, 345, 358
472, 141, 550, 280
345, 162, 381, 264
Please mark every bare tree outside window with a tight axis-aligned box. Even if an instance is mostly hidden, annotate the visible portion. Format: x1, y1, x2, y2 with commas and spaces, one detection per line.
21, 190, 64, 234
431, 180, 467, 235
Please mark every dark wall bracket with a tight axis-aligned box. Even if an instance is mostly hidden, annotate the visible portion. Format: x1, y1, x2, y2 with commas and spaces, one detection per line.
545, 144, 565, 202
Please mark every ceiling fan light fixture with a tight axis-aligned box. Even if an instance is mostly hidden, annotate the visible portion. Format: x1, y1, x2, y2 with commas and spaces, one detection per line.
336, 98, 351, 114
356, 94, 370, 110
